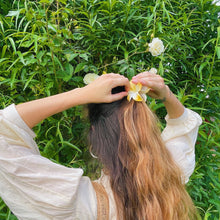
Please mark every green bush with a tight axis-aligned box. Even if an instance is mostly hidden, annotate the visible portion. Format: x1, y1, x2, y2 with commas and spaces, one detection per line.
0, 0, 219, 219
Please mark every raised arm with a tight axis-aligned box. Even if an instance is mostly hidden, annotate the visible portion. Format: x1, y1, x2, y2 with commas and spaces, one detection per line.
16, 74, 129, 128
132, 72, 184, 118
132, 71, 202, 183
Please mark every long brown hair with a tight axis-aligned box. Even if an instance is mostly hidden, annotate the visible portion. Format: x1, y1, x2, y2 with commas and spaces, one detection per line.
88, 87, 199, 220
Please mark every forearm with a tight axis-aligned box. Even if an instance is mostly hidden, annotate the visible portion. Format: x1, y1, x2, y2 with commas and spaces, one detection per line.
15, 74, 129, 129
16, 88, 87, 129
163, 86, 184, 119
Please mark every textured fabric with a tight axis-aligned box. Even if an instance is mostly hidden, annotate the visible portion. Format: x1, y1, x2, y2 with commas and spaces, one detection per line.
92, 182, 109, 220
0, 104, 202, 220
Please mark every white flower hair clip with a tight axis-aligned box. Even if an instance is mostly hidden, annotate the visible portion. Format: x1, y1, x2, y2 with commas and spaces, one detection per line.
127, 68, 157, 102
127, 82, 150, 102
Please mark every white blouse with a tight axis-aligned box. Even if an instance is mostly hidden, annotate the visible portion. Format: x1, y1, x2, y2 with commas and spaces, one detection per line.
0, 104, 202, 220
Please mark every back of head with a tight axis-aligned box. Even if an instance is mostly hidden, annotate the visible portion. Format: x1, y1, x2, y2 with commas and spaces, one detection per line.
88, 87, 198, 220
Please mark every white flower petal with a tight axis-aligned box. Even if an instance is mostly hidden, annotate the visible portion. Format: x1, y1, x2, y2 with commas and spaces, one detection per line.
141, 86, 150, 93
149, 68, 157, 74
127, 91, 143, 102
140, 93, 147, 102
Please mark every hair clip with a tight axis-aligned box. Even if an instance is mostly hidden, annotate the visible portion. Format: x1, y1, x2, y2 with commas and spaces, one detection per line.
127, 82, 150, 102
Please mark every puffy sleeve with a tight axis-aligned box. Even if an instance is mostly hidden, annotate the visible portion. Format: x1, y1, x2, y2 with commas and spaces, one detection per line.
161, 108, 202, 183
0, 104, 96, 220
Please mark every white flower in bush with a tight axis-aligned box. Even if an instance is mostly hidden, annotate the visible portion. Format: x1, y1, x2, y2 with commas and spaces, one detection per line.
149, 68, 157, 74
83, 73, 99, 84
148, 38, 165, 56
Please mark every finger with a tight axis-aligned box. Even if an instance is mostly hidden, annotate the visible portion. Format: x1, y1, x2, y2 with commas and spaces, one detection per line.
106, 73, 127, 81
107, 73, 124, 78
132, 75, 157, 84
132, 72, 158, 82
141, 77, 165, 90
109, 91, 128, 103
132, 75, 162, 87
111, 76, 130, 90
132, 71, 156, 79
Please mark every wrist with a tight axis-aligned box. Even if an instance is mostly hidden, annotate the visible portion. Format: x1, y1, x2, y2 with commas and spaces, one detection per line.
163, 87, 185, 118
75, 86, 99, 105
69, 87, 90, 106
158, 86, 172, 103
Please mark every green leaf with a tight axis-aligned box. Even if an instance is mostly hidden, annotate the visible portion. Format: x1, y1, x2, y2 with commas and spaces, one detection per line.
58, 0, 67, 4
34, 36, 38, 53
124, 50, 128, 60
23, 72, 38, 90
25, 54, 37, 65
48, 53, 63, 70
158, 22, 163, 33
65, 53, 78, 62
10, 68, 18, 88
74, 62, 86, 73
0, 58, 9, 64
127, 67, 135, 77
79, 54, 89, 61
217, 26, 220, 40
65, 63, 73, 75
215, 46, 220, 59
7, 58, 19, 71
1, 45, 7, 58
36, 51, 46, 61
48, 24, 57, 32
73, 33, 83, 40
159, 61, 164, 76
61, 141, 81, 153
0, 21, 4, 33
23, 21, 32, 32
16, 51, 26, 65
119, 64, 129, 73
146, 14, 154, 27
57, 63, 74, 82
20, 39, 34, 48
199, 62, 209, 81
117, 60, 126, 65
8, 37, 16, 53
39, 0, 52, 3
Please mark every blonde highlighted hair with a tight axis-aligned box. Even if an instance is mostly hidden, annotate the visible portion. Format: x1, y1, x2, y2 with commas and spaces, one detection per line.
88, 87, 199, 220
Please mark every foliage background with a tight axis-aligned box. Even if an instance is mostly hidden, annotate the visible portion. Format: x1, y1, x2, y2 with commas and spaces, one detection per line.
0, 0, 219, 219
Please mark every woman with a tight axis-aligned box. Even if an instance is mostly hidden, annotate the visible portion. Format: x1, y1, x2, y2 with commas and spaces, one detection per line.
0, 72, 202, 220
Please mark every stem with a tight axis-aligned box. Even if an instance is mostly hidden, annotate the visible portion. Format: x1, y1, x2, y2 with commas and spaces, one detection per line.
56, 0, 60, 30
200, 36, 218, 116
51, 49, 60, 91
98, 50, 148, 70
152, 0, 159, 36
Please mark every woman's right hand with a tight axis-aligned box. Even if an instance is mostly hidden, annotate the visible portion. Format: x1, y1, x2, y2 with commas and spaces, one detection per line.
82, 73, 130, 103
